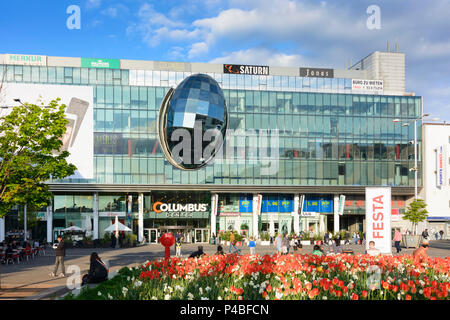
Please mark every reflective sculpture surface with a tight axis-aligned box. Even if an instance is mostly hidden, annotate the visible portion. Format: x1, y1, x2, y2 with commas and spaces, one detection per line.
158, 74, 227, 170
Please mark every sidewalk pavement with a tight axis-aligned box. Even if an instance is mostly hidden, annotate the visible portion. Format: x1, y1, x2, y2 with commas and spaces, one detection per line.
1, 240, 448, 300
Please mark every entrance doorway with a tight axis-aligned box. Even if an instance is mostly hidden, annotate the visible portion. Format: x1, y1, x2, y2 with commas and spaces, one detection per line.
144, 228, 158, 244
194, 228, 210, 243
158, 226, 193, 243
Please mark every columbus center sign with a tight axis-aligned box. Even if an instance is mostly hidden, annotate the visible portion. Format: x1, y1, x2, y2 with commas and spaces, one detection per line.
365, 187, 392, 254
152, 202, 208, 213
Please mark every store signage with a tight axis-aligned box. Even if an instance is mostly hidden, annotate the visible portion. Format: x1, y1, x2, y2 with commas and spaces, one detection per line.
152, 202, 208, 213
94, 133, 123, 155
365, 187, 392, 254
165, 212, 193, 218
352, 79, 383, 92
437, 146, 446, 187
300, 67, 334, 78
223, 64, 269, 75
300, 212, 319, 217
81, 58, 120, 69
391, 208, 400, 222
5, 54, 47, 66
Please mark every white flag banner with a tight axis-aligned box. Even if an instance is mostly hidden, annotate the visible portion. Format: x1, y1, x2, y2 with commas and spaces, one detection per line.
365, 187, 392, 254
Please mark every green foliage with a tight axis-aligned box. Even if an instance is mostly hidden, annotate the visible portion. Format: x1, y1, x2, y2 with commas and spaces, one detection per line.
219, 230, 243, 242
240, 223, 249, 230
403, 199, 429, 235
0, 99, 77, 217
259, 231, 270, 241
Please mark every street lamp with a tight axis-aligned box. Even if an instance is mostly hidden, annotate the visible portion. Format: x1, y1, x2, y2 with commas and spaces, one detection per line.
392, 114, 440, 199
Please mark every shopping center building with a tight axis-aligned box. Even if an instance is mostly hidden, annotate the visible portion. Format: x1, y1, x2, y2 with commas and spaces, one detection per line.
0, 50, 423, 243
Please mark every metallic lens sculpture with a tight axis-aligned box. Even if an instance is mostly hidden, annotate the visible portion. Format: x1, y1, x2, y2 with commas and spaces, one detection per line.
158, 74, 227, 170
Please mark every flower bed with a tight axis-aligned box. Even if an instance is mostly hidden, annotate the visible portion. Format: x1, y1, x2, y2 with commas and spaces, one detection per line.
65, 253, 450, 300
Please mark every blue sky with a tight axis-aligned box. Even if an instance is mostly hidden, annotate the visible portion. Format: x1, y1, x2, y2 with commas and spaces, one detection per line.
1, 0, 449, 121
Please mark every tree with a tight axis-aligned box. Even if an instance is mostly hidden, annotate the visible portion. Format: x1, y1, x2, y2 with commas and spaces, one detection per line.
0, 99, 77, 217
402, 199, 428, 235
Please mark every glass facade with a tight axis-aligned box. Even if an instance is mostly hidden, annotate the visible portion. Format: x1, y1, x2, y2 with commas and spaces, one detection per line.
0, 64, 423, 188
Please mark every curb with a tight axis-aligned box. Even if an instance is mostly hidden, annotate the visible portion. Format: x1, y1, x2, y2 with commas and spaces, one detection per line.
23, 285, 71, 300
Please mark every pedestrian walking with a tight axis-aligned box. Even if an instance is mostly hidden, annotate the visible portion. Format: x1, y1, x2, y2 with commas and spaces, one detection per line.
439, 230, 444, 240
352, 232, 357, 245
50, 235, 66, 277
274, 233, 282, 254
356, 232, 361, 245
228, 232, 240, 254
175, 235, 183, 257
248, 237, 256, 255
324, 232, 329, 245
393, 228, 402, 253
422, 229, 429, 240
281, 234, 289, 255
111, 232, 116, 248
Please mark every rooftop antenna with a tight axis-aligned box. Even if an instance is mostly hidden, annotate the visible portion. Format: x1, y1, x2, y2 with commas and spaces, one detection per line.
395, 41, 399, 53
387, 40, 390, 52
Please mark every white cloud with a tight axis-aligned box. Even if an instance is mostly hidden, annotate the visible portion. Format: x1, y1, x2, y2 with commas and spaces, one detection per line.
189, 42, 209, 59
86, 0, 101, 9
102, 7, 118, 18
209, 48, 309, 67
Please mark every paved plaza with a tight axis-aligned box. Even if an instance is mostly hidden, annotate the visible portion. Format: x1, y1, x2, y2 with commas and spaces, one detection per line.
0, 240, 448, 300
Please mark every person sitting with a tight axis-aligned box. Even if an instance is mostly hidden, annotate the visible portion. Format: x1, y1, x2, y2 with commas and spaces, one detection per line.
312, 244, 324, 256
365, 241, 381, 257
215, 245, 225, 255
82, 252, 109, 285
413, 240, 429, 260
331, 239, 343, 254
189, 245, 205, 259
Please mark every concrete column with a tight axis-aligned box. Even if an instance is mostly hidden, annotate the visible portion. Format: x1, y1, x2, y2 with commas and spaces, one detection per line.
138, 193, 144, 242
333, 195, 340, 234
293, 194, 300, 234
210, 194, 218, 237
93, 192, 99, 240
46, 202, 53, 244
0, 217, 5, 242
252, 194, 260, 239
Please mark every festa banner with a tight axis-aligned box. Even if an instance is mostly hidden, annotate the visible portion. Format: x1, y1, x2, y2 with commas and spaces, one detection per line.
365, 187, 392, 254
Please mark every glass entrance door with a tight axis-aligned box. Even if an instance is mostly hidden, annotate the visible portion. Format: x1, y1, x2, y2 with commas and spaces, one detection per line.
194, 228, 210, 243
144, 228, 158, 243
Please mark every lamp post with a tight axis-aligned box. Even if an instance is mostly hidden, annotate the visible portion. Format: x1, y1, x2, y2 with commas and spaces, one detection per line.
393, 114, 439, 199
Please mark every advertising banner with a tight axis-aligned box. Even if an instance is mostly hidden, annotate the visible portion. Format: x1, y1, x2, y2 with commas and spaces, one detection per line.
437, 145, 446, 187
365, 187, 392, 254
391, 208, 400, 222
239, 197, 252, 213
338, 195, 346, 216
0, 83, 94, 179
352, 79, 383, 93
319, 200, 333, 213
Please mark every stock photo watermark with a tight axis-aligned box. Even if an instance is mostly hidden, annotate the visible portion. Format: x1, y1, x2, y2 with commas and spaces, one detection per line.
366, 5, 381, 30
66, 5, 81, 30
166, 124, 280, 176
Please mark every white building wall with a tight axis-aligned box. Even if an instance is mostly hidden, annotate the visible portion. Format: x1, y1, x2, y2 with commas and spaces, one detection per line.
422, 124, 450, 239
